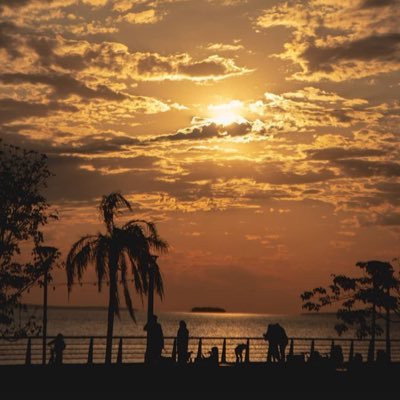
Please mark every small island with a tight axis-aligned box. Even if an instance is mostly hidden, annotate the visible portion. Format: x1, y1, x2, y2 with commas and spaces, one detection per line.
191, 307, 226, 313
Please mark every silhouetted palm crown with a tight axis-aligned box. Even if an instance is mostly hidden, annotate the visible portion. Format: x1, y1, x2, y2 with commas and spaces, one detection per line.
66, 192, 168, 319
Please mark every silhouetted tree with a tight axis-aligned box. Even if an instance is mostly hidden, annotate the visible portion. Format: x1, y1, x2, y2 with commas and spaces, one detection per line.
302, 261, 399, 358
0, 141, 57, 336
66, 192, 168, 364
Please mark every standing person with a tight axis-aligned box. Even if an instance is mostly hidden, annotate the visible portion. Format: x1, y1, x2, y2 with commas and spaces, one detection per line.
144, 315, 164, 364
263, 324, 280, 362
177, 320, 189, 365
48, 333, 66, 365
275, 323, 288, 362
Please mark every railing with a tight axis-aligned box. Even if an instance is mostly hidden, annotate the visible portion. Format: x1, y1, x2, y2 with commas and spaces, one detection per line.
0, 336, 399, 365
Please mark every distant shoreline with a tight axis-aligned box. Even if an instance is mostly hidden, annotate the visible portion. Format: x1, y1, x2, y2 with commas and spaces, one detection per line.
191, 307, 226, 313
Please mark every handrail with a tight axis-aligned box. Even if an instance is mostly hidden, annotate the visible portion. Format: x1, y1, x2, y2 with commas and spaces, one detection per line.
1, 335, 399, 365
1, 335, 399, 341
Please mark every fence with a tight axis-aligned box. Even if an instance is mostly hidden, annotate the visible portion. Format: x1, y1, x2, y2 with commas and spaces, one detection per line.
1, 336, 399, 365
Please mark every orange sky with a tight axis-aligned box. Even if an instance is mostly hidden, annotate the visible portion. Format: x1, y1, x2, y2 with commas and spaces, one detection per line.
1, 0, 400, 314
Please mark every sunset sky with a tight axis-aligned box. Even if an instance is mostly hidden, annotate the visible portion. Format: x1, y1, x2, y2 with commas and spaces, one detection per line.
1, 0, 400, 314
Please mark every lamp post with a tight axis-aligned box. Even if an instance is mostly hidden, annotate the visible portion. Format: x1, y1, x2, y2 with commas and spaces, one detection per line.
36, 246, 58, 366
42, 265, 49, 365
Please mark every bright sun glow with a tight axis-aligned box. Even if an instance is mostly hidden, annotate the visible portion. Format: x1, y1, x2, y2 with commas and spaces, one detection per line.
208, 100, 246, 125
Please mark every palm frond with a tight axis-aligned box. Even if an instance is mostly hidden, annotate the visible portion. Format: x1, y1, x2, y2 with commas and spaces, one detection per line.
153, 263, 164, 299
123, 251, 144, 295
123, 220, 167, 250
35, 246, 60, 272
94, 234, 110, 292
147, 236, 169, 254
119, 254, 136, 322
125, 220, 169, 254
66, 235, 98, 292
99, 192, 132, 233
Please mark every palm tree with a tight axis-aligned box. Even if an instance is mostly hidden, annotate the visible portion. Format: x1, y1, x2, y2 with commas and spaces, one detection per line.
66, 192, 168, 364
34, 246, 61, 365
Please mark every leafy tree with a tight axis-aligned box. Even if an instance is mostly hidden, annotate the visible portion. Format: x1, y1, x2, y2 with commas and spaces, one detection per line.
66, 192, 168, 364
301, 261, 399, 358
0, 140, 57, 335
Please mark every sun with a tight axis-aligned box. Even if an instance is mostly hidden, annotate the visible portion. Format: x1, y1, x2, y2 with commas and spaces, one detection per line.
208, 100, 246, 126
212, 110, 241, 125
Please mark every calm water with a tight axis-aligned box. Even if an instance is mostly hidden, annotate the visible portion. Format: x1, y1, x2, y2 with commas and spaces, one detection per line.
31, 307, 400, 339
3, 307, 399, 364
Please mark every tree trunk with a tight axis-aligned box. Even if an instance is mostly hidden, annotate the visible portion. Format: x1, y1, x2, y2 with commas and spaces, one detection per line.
105, 265, 117, 364
147, 263, 155, 324
386, 288, 391, 361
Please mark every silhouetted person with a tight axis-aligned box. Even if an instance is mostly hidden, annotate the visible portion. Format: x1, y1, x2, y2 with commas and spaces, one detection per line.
263, 323, 288, 362
263, 324, 280, 362
235, 343, 247, 363
177, 320, 189, 365
48, 333, 66, 365
275, 323, 288, 361
350, 352, 363, 370
330, 344, 344, 368
204, 346, 219, 367
144, 315, 164, 364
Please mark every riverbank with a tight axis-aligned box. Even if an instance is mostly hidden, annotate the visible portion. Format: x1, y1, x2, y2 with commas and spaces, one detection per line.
1, 363, 398, 392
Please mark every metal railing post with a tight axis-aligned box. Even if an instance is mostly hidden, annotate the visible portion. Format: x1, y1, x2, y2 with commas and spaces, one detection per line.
25, 338, 32, 366
117, 337, 123, 364
87, 337, 94, 365
196, 338, 202, 361
221, 339, 227, 363
348, 340, 354, 363
245, 339, 250, 364
171, 338, 177, 362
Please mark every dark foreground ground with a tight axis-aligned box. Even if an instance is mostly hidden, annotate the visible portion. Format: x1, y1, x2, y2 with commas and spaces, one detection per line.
1, 363, 399, 392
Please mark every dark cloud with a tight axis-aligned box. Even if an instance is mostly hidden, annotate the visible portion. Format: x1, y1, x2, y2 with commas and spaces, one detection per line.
334, 159, 400, 177
178, 59, 227, 76
263, 168, 337, 185
365, 182, 400, 206
84, 155, 160, 171
307, 147, 387, 160
330, 110, 353, 124
45, 154, 204, 204
153, 121, 254, 142
0, 129, 143, 155
303, 33, 400, 73
62, 135, 143, 154
375, 211, 400, 226
0, 98, 77, 123
136, 53, 248, 80
175, 159, 336, 186
137, 54, 174, 75
0, 22, 21, 58
28, 36, 98, 71
0, 0, 31, 9
0, 73, 126, 101
361, 0, 398, 8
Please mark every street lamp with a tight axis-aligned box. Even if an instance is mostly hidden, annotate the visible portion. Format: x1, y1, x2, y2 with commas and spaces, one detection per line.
35, 246, 58, 365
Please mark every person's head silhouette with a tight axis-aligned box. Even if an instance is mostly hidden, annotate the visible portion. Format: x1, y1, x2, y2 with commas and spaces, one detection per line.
179, 320, 186, 329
